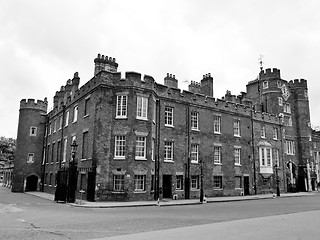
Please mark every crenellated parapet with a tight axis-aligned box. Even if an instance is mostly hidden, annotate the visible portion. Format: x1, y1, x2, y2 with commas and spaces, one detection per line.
259, 68, 281, 80
20, 98, 48, 112
288, 79, 308, 89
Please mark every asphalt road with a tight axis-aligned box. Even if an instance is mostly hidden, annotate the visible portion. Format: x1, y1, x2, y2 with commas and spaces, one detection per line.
1, 186, 320, 240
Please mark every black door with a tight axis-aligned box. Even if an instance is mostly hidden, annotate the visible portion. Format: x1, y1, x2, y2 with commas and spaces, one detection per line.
25, 175, 38, 191
244, 176, 250, 195
55, 169, 68, 202
87, 171, 96, 202
163, 175, 172, 198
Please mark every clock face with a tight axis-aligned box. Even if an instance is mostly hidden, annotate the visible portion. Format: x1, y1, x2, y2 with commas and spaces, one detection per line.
281, 84, 291, 101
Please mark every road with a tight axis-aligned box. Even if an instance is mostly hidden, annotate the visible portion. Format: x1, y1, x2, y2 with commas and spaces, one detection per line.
1, 186, 320, 239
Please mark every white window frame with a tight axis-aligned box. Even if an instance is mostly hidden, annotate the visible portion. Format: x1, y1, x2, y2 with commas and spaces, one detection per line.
213, 145, 221, 164
284, 116, 292, 127
134, 175, 146, 192
190, 144, 199, 163
30, 126, 37, 136
176, 175, 183, 190
261, 125, 266, 138
191, 175, 199, 189
213, 176, 222, 189
191, 111, 199, 131
273, 127, 278, 140
165, 106, 174, 127
151, 138, 155, 161
27, 153, 34, 163
136, 96, 148, 120
274, 149, 279, 166
234, 147, 241, 166
114, 136, 126, 159
259, 147, 272, 167
65, 110, 69, 127
234, 119, 241, 137
164, 141, 173, 162
277, 80, 282, 88
283, 103, 291, 114
286, 140, 295, 155
135, 136, 147, 160
263, 81, 268, 89
214, 115, 221, 134
116, 94, 127, 119
58, 115, 63, 130
278, 97, 283, 106
62, 138, 67, 163
73, 106, 78, 123
53, 119, 57, 133
113, 175, 125, 192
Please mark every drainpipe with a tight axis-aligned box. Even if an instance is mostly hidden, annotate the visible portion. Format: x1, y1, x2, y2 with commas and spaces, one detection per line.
185, 105, 190, 199
154, 99, 161, 201
250, 107, 257, 195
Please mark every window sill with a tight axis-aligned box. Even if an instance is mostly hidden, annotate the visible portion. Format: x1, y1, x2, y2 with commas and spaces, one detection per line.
135, 157, 147, 161
84, 114, 89, 119
191, 129, 199, 132
214, 132, 221, 135
191, 161, 199, 164
234, 135, 241, 138
72, 121, 77, 124
111, 191, 126, 194
114, 157, 126, 160
235, 164, 242, 167
115, 116, 127, 120
190, 189, 200, 191
214, 163, 222, 165
164, 160, 174, 163
134, 191, 146, 193
165, 124, 174, 128
176, 189, 184, 191
136, 117, 148, 121
213, 188, 223, 190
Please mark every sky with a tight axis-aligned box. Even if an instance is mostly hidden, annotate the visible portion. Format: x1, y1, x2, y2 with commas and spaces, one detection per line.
1, 0, 320, 138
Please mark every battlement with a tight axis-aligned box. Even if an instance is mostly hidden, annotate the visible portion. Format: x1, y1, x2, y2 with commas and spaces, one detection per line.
288, 78, 308, 88
94, 53, 118, 75
259, 68, 281, 80
20, 98, 48, 112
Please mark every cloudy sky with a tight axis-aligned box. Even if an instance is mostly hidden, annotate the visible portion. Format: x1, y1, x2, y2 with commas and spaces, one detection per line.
1, 0, 320, 138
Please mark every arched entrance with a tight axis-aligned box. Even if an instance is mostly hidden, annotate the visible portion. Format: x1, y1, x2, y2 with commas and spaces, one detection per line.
25, 175, 38, 191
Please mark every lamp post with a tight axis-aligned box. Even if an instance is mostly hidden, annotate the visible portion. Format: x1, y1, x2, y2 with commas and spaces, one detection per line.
275, 164, 280, 197
200, 159, 204, 203
67, 140, 78, 203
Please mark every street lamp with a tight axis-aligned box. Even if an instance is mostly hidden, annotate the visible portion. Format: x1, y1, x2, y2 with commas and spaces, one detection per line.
274, 164, 280, 197
70, 140, 78, 164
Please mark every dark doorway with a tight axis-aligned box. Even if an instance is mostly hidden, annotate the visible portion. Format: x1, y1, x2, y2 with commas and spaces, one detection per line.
87, 171, 96, 202
244, 176, 250, 195
163, 175, 172, 198
25, 175, 38, 191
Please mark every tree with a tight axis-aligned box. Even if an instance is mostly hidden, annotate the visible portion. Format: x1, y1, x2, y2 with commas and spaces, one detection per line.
0, 137, 16, 166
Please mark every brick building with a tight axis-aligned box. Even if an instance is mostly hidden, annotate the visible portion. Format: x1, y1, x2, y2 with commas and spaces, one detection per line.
12, 53, 319, 201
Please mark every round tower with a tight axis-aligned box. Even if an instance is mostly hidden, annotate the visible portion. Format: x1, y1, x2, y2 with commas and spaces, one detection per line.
12, 98, 48, 192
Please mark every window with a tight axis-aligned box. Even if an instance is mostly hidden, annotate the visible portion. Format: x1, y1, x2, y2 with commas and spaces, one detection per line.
73, 106, 78, 123
191, 175, 199, 189
235, 176, 242, 189
30, 126, 37, 136
42, 148, 46, 165
151, 175, 154, 191
116, 95, 127, 118
84, 97, 91, 116
115, 136, 126, 159
191, 144, 198, 163
136, 96, 148, 120
284, 116, 292, 126
283, 103, 291, 113
49, 173, 53, 186
234, 147, 241, 165
214, 116, 221, 134
304, 90, 308, 98
260, 147, 272, 167
51, 142, 55, 163
27, 153, 34, 163
49, 122, 52, 135
191, 111, 198, 130
63, 138, 67, 162
56, 140, 61, 163
65, 110, 69, 127
135, 136, 146, 160
274, 149, 279, 166
261, 125, 266, 138
152, 99, 156, 123
164, 141, 173, 161
277, 80, 282, 88
273, 127, 278, 140
286, 140, 295, 155
80, 173, 86, 191
47, 145, 51, 163
82, 131, 89, 159
165, 107, 173, 126
113, 175, 125, 192
53, 119, 57, 133
234, 119, 240, 137
58, 115, 63, 130
263, 81, 268, 89
213, 146, 221, 164
278, 97, 283, 106
213, 176, 222, 189
134, 175, 146, 191
176, 175, 183, 190
151, 138, 155, 161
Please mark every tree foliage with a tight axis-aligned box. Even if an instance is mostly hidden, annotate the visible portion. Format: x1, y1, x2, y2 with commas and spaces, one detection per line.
0, 136, 16, 164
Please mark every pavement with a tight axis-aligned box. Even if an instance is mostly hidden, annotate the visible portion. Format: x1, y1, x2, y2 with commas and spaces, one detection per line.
25, 191, 318, 208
